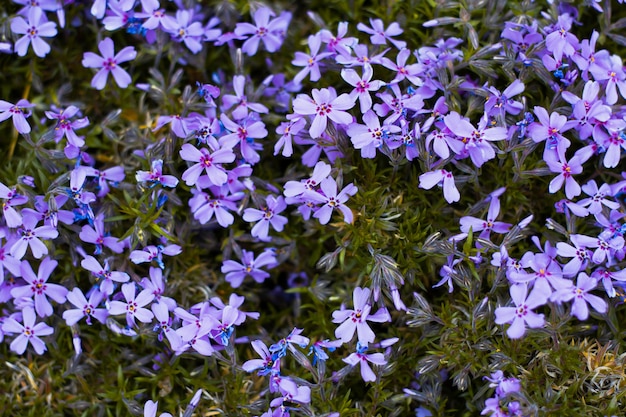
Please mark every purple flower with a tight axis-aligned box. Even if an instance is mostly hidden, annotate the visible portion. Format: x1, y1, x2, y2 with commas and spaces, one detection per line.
242, 340, 278, 375
82, 37, 137, 90
81, 255, 130, 296
418, 169, 460, 204
221, 249, 277, 288
544, 14, 579, 62
243, 195, 288, 241
341, 64, 384, 113
222, 75, 269, 121
269, 327, 310, 358
219, 114, 268, 165
460, 197, 511, 242
347, 110, 400, 158
234, 7, 291, 56
319, 21, 357, 56
527, 106, 576, 156
63, 287, 108, 326
304, 177, 358, 225
154, 114, 192, 139
11, 257, 68, 317
143, 400, 173, 417
274, 117, 306, 157
136, 159, 179, 188
108, 282, 155, 328
292, 33, 333, 84
380, 48, 422, 85
9, 214, 58, 260
508, 252, 569, 299
165, 10, 205, 54
283, 161, 331, 198
79, 213, 124, 255
550, 272, 607, 320
357, 18, 406, 49
556, 234, 592, 277
179, 143, 235, 187
189, 186, 242, 227
2, 307, 53, 354
545, 146, 593, 199
343, 342, 387, 382
589, 54, 626, 105
433, 254, 462, 293
0, 182, 28, 227
483, 79, 525, 117
129, 244, 182, 269
494, 283, 546, 339
578, 180, 620, 215
11, 7, 57, 58
0, 99, 33, 134
292, 87, 355, 139
332, 287, 390, 344
443, 112, 507, 168
44, 105, 89, 148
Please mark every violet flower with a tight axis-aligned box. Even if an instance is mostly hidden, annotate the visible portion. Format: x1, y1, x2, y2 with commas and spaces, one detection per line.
494, 283, 547, 339
319, 21, 357, 56
165, 10, 205, 54
460, 197, 511, 242
81, 255, 130, 296
129, 244, 182, 269
108, 282, 155, 328
9, 214, 58, 260
419, 169, 460, 204
11, 257, 68, 318
0, 182, 28, 227
544, 146, 593, 200
550, 272, 607, 320
343, 342, 387, 382
63, 287, 108, 326
234, 7, 291, 56
292, 87, 355, 139
332, 286, 390, 344
219, 114, 268, 165
222, 75, 269, 121
242, 339, 279, 375
179, 143, 235, 187
82, 37, 137, 90
243, 195, 288, 241
188, 186, 242, 228
578, 180, 620, 215
292, 33, 333, 84
2, 307, 53, 355
380, 48, 423, 86
347, 110, 400, 158
136, 159, 179, 188
341, 65, 384, 114
0, 99, 33, 134
304, 177, 358, 225
44, 105, 89, 148
274, 117, 306, 157
79, 213, 124, 255
11, 7, 57, 58
357, 18, 406, 49
221, 249, 277, 288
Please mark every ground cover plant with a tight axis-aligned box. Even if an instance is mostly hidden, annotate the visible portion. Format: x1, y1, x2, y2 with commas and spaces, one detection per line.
2, 0, 626, 415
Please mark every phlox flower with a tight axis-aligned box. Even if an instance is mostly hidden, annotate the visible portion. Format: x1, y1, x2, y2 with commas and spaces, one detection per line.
219, 114, 268, 165
592, 119, 626, 169
292, 87, 355, 139
44, 105, 89, 148
343, 342, 387, 382
82, 37, 137, 90
108, 282, 155, 328
578, 180, 620, 215
304, 177, 357, 225
319, 21, 357, 56
380, 48, 423, 86
136, 159, 179, 188
63, 287, 108, 326
269, 327, 310, 358
483, 79, 525, 117
589, 53, 626, 105
332, 287, 390, 344
140, 267, 176, 310
592, 268, 626, 298
0, 182, 28, 227
347, 110, 400, 158
165, 10, 205, 54
270, 378, 311, 407
243, 195, 288, 241
0, 99, 34, 134
189, 186, 242, 228
221, 249, 277, 288
2, 307, 53, 355
357, 18, 406, 49
556, 234, 592, 277
234, 7, 291, 56
309, 339, 342, 366
283, 161, 331, 198
11, 7, 57, 58
508, 253, 569, 300
81, 255, 130, 296
171, 307, 216, 356
143, 400, 173, 417
153, 113, 192, 138
550, 272, 607, 320
129, 244, 182, 269
544, 14, 579, 62
335, 42, 389, 67
9, 214, 58, 260
274, 117, 306, 157
341, 64, 384, 113
419, 169, 460, 204
460, 197, 511, 242
292, 33, 333, 84
179, 143, 235, 187
433, 254, 462, 293
11, 257, 68, 318
79, 213, 124, 254
527, 106, 576, 156
494, 283, 547, 339
242, 340, 279, 375
222, 75, 269, 121
544, 146, 593, 200
83, 165, 125, 198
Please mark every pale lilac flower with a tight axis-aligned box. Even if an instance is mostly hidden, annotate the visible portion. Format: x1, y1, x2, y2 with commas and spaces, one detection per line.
332, 287, 390, 344
341, 64, 384, 113
2, 307, 53, 355
544, 146, 593, 200
9, 214, 58, 260
319, 21, 357, 55
243, 195, 288, 241
83, 165, 125, 198
443, 112, 507, 168
234, 7, 290, 56
0, 99, 33, 134
270, 379, 311, 407
494, 283, 547, 339
433, 254, 461, 293
283, 161, 331, 198
179, 143, 235, 187
143, 400, 173, 417
63, 287, 108, 326
335, 43, 389, 67
82, 37, 136, 90
274, 117, 306, 157
527, 106, 576, 155
593, 268, 626, 298
11, 257, 67, 318
578, 180, 620, 215
0, 182, 28, 228
171, 308, 216, 356
81, 255, 130, 296
593, 119, 626, 169
108, 282, 155, 328
483, 79, 525, 117
189, 186, 241, 228
222, 75, 269, 121
219, 114, 268, 165
570, 233, 624, 265
292, 33, 333, 84
140, 267, 176, 310
153, 114, 192, 138
551, 272, 607, 320
129, 244, 182, 269
347, 110, 400, 158
562, 80, 611, 140
136, 159, 179, 188
11, 7, 57, 58
544, 14, 579, 62
221, 249, 277, 288
556, 234, 592, 277
508, 253, 569, 299
343, 342, 387, 382
269, 327, 310, 358
304, 177, 357, 225
139, 8, 178, 31
292, 87, 355, 138
589, 54, 626, 105
419, 169, 460, 204
242, 340, 278, 375
460, 197, 511, 242
79, 213, 124, 254
380, 48, 423, 85
357, 18, 406, 49
166, 10, 205, 54
44, 105, 89, 148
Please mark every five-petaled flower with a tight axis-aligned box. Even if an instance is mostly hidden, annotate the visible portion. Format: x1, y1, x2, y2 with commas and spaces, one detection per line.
82, 37, 137, 90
